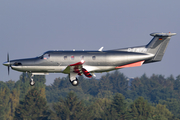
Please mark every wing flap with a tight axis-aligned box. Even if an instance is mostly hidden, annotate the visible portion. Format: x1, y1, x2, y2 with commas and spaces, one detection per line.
82, 68, 92, 78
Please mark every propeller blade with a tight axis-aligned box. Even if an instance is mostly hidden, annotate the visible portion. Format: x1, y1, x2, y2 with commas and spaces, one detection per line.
7, 53, 9, 62
8, 66, 10, 75
3, 53, 11, 75
7, 53, 10, 75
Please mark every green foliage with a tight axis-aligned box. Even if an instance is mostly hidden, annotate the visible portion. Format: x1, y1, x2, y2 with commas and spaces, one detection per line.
152, 104, 173, 120
14, 87, 51, 120
130, 74, 177, 103
1, 71, 180, 119
18, 73, 46, 100
99, 93, 130, 120
46, 76, 95, 103
0, 82, 11, 120
45, 71, 180, 119
85, 97, 112, 119
5, 80, 15, 91
7, 88, 20, 120
98, 70, 128, 94
45, 71, 127, 103
111, 93, 127, 119
129, 97, 153, 120
0, 96, 5, 120
53, 91, 85, 120
159, 98, 180, 119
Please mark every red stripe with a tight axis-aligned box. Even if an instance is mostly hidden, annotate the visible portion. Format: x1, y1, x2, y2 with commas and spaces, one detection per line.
115, 60, 145, 69
82, 68, 92, 78
70, 61, 85, 66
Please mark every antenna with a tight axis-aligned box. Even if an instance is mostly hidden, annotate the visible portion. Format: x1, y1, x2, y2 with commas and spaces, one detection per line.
98, 47, 104, 51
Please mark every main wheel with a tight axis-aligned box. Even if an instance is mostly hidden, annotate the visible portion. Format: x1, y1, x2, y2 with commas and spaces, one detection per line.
70, 78, 79, 86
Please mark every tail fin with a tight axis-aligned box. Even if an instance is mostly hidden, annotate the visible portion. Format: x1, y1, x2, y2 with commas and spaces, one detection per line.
146, 32, 176, 62
110, 32, 176, 63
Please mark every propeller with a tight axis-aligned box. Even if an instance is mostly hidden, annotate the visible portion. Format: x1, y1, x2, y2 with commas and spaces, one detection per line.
3, 53, 11, 75
7, 53, 10, 75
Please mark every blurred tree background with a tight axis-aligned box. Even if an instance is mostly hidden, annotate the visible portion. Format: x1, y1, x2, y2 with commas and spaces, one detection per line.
1, 71, 180, 119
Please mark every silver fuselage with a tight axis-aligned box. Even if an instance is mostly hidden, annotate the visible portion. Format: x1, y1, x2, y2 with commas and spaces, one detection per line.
9, 50, 154, 74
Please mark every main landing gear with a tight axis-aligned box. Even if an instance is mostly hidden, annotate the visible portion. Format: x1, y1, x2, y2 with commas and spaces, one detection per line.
69, 77, 79, 86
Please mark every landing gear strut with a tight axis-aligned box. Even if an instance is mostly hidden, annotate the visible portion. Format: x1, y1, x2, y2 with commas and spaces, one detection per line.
69, 77, 79, 86
30, 74, 35, 86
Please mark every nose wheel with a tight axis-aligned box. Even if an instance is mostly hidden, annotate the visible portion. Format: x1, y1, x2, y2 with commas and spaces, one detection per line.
30, 74, 35, 86
30, 80, 35, 86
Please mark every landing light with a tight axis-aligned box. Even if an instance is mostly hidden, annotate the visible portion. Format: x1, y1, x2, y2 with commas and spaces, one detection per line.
81, 60, 85, 63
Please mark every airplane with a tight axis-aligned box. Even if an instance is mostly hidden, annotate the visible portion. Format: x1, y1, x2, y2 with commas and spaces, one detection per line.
3, 32, 176, 86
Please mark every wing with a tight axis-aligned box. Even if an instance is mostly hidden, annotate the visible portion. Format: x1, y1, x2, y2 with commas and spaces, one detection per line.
62, 60, 84, 74
62, 60, 92, 81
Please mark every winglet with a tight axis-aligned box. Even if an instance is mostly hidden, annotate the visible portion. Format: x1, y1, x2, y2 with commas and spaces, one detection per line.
98, 47, 104, 51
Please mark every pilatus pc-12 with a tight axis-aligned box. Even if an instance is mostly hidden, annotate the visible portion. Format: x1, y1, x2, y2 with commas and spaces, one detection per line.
3, 32, 176, 86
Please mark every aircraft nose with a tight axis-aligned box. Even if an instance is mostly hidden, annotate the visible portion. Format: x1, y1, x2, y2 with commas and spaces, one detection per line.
3, 61, 10, 66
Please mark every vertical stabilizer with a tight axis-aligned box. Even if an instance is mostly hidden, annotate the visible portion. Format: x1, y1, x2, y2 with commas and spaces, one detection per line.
146, 32, 176, 62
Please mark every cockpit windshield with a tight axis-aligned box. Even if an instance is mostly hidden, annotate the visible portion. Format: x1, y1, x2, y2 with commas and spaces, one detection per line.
36, 53, 44, 58
43, 54, 50, 59
37, 52, 50, 59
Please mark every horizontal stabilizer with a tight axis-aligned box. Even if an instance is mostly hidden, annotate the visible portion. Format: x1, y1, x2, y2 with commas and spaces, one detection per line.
150, 32, 176, 37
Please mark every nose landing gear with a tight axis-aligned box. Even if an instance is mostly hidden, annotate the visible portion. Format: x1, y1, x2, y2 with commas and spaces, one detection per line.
27, 73, 35, 86
30, 74, 35, 86
27, 73, 48, 86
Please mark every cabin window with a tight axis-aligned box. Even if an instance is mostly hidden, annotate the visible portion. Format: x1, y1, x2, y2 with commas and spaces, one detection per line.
43, 54, 50, 59
71, 55, 74, 60
92, 56, 96, 60
64, 56, 67, 60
